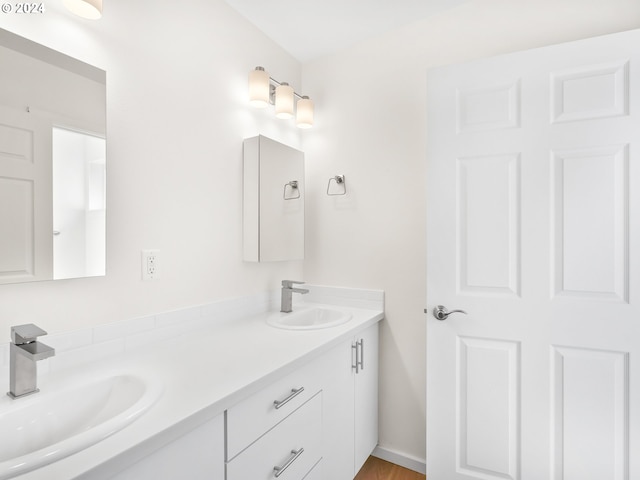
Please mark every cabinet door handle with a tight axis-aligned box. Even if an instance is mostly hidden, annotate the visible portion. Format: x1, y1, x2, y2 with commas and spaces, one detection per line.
352, 339, 364, 374
273, 387, 305, 410
273, 447, 304, 477
352, 342, 359, 374
357, 338, 364, 371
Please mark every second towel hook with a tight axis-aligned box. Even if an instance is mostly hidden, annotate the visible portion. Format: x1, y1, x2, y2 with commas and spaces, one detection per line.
283, 180, 300, 200
327, 175, 346, 196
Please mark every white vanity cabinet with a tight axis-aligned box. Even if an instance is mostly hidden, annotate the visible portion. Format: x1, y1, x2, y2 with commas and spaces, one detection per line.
225, 321, 379, 480
322, 323, 380, 479
106, 413, 224, 480
102, 321, 379, 480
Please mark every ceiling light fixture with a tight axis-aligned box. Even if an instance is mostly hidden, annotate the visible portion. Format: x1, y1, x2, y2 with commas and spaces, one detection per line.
248, 66, 314, 129
63, 0, 102, 19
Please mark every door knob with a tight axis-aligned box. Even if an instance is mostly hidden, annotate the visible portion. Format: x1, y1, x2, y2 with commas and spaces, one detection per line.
433, 305, 467, 321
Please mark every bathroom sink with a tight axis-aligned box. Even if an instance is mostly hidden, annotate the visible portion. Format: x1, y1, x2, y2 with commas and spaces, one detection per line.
0, 373, 162, 478
267, 307, 352, 330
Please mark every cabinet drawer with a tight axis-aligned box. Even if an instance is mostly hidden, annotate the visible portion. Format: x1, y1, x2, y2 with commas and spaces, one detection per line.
226, 358, 323, 459
302, 459, 323, 480
226, 392, 322, 480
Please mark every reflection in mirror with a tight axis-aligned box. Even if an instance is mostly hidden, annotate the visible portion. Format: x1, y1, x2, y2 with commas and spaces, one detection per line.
243, 135, 304, 262
52, 127, 106, 279
0, 28, 106, 284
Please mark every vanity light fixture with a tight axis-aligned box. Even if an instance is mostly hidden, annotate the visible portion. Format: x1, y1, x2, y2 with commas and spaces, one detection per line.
296, 96, 314, 129
248, 66, 270, 108
275, 82, 294, 119
248, 66, 314, 128
62, 0, 102, 19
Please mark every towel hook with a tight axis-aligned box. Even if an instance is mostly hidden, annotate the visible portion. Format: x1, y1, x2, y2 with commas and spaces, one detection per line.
283, 180, 300, 200
327, 175, 346, 196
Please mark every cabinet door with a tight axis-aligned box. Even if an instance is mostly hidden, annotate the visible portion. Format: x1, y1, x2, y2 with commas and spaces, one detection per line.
320, 339, 355, 480
302, 459, 323, 480
107, 414, 224, 480
322, 323, 380, 479
354, 323, 379, 473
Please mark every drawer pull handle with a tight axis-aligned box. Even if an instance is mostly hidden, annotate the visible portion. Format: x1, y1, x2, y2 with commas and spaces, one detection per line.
273, 447, 304, 477
273, 387, 304, 410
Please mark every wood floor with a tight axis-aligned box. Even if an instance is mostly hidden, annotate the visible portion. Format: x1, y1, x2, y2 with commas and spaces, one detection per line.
354, 456, 426, 480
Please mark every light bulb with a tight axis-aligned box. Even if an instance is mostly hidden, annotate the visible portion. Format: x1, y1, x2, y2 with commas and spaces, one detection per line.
248, 67, 270, 108
63, 0, 102, 19
275, 83, 294, 119
296, 96, 314, 128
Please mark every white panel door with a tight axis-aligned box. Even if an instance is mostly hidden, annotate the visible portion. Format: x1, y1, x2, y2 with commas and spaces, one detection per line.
426, 29, 640, 480
0, 106, 52, 282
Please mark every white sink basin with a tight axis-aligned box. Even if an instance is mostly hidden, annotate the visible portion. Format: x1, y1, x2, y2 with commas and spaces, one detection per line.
0, 373, 162, 478
267, 307, 352, 330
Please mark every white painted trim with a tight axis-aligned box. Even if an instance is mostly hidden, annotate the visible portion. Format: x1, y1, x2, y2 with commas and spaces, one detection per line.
372, 446, 426, 475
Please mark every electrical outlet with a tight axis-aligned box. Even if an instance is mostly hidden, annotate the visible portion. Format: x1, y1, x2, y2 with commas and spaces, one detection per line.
142, 249, 160, 280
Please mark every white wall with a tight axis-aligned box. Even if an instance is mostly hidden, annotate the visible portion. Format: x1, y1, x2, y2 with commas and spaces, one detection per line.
0, 0, 305, 339
301, 0, 640, 464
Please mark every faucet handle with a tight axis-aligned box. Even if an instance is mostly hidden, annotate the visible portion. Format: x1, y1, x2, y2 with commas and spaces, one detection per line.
11, 324, 48, 345
282, 280, 305, 288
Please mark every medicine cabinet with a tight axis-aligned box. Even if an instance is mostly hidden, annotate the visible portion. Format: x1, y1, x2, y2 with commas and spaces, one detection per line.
243, 135, 304, 262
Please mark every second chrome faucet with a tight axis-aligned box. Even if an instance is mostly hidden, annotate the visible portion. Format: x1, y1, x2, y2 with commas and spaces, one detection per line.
280, 280, 309, 313
7, 324, 55, 399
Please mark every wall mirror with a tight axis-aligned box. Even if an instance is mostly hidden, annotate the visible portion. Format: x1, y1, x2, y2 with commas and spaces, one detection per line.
0, 28, 106, 284
243, 135, 304, 262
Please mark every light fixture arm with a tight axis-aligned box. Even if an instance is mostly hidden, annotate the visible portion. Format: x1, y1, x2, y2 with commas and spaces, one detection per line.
268, 77, 307, 103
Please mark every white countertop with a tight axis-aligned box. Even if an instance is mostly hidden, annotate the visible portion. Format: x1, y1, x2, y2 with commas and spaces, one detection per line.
9, 299, 383, 480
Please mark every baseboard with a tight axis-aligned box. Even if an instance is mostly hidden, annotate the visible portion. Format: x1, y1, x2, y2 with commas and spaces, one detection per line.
371, 446, 426, 475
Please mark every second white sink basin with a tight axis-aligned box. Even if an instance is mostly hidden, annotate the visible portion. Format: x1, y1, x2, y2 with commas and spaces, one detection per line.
267, 307, 352, 330
0, 373, 162, 478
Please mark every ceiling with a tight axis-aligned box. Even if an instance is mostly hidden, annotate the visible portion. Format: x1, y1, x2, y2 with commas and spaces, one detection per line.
224, 0, 470, 63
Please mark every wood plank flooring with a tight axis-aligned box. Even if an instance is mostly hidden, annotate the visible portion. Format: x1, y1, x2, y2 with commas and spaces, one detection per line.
354, 456, 426, 480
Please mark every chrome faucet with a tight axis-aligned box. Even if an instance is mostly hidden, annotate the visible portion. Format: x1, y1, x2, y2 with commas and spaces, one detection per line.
280, 280, 309, 313
7, 324, 55, 399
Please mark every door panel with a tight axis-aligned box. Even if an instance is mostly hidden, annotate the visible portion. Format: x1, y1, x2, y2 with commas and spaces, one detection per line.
427, 29, 640, 480
551, 61, 628, 123
0, 106, 51, 282
551, 347, 628, 480
551, 145, 628, 301
0, 177, 33, 274
457, 337, 520, 480
457, 154, 521, 296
